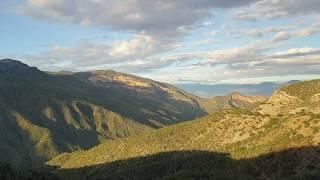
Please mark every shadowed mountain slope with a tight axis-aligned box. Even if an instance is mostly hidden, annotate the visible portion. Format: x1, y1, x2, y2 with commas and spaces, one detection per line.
3, 146, 320, 180
53, 147, 320, 180
0, 59, 206, 168
0, 59, 267, 170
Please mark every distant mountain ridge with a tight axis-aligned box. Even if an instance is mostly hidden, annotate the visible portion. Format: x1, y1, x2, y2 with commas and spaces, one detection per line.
0, 59, 41, 74
176, 80, 301, 97
0, 60, 319, 179
197, 92, 267, 114
0, 59, 205, 168
0, 59, 269, 170
47, 80, 320, 180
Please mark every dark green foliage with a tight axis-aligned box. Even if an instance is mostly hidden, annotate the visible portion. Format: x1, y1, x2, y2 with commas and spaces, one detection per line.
0, 163, 23, 180
53, 147, 320, 180
0, 163, 58, 180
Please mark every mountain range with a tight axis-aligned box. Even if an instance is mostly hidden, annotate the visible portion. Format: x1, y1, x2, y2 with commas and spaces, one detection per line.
48, 78, 320, 180
0, 59, 265, 170
0, 59, 319, 179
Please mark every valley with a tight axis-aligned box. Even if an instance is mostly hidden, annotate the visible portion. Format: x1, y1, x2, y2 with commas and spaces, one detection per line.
0, 59, 319, 179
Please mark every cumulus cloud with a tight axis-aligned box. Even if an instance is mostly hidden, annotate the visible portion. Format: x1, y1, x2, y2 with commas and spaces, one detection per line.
146, 43, 320, 83
6, 0, 320, 84
109, 35, 156, 59
246, 22, 320, 40
16, 0, 258, 37
217, 46, 320, 80
22, 34, 176, 71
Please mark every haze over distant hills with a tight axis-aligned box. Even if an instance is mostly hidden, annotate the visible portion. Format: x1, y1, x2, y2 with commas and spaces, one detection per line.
176, 80, 301, 98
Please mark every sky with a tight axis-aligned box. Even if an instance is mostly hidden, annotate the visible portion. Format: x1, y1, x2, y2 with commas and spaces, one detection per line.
1, 0, 320, 84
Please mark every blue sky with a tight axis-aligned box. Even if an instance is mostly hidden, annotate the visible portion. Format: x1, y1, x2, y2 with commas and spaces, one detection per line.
1, 0, 320, 84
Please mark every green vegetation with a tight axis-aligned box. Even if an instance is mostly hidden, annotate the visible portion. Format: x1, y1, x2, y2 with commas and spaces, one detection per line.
0, 60, 206, 169
46, 107, 320, 179
281, 79, 320, 101
1, 60, 320, 179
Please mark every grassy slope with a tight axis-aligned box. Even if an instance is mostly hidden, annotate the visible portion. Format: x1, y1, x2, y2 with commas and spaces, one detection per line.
49, 107, 320, 179
281, 79, 320, 101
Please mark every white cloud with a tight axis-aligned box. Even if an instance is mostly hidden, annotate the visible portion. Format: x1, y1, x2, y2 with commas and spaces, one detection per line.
294, 27, 320, 37
276, 48, 319, 55
21, 35, 177, 71
109, 35, 156, 59
272, 32, 292, 42
233, 10, 258, 21
6, 0, 320, 84
16, 0, 258, 37
247, 29, 264, 38
233, 0, 320, 22
148, 44, 320, 83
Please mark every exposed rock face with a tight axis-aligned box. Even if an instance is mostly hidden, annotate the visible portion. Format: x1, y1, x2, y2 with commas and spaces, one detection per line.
267, 90, 303, 105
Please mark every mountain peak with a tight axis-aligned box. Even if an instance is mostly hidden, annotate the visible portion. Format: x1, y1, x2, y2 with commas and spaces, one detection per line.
229, 92, 243, 96
0, 59, 40, 75
0, 59, 27, 65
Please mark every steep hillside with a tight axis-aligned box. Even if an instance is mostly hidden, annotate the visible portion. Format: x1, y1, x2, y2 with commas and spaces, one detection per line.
0, 59, 265, 170
198, 92, 267, 114
49, 107, 320, 179
281, 80, 320, 101
258, 80, 320, 115
46, 80, 320, 179
0, 59, 205, 168
72, 70, 205, 126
